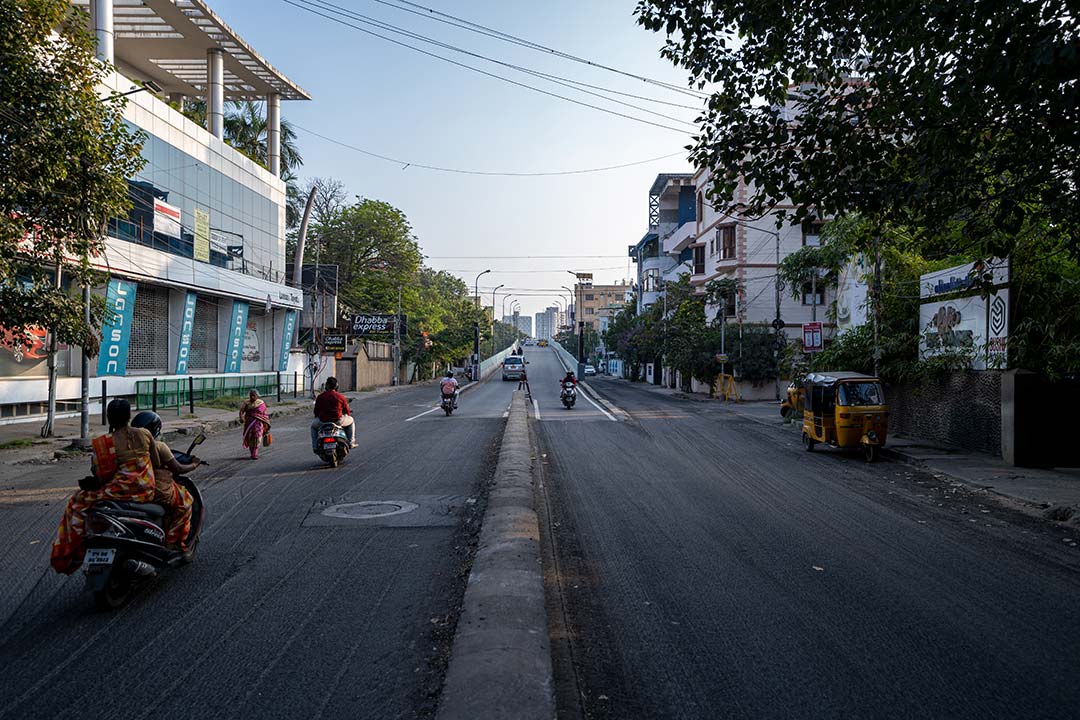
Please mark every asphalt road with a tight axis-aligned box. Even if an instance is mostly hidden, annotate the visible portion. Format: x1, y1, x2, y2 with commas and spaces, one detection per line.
529, 348, 1080, 720
0, 375, 515, 720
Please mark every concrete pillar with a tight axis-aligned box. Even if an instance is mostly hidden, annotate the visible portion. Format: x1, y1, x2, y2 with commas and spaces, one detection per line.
266, 92, 281, 176
168, 92, 185, 106
206, 48, 224, 139
91, 0, 114, 64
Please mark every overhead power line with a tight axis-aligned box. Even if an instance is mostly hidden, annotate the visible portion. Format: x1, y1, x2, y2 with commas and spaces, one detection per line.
292, 122, 685, 176
364, 0, 710, 100
282, 0, 692, 134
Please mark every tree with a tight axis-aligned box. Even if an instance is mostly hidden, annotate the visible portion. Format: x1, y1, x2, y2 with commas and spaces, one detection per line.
0, 0, 145, 354
636, 0, 1080, 259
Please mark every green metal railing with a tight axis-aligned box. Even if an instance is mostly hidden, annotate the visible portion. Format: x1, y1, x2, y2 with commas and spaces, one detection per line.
134, 372, 307, 413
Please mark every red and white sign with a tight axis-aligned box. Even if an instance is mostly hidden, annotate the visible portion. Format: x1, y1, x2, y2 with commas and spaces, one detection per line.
803, 322, 823, 352
153, 198, 181, 239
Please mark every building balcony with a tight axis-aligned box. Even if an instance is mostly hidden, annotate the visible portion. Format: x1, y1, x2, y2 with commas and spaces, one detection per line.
663, 221, 696, 255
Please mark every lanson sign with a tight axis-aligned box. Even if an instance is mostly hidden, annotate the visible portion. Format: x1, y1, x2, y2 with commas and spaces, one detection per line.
97, 279, 137, 376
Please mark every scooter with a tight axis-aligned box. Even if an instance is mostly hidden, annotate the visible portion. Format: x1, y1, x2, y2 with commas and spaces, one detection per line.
561, 382, 577, 409
441, 393, 456, 416
82, 433, 208, 611
315, 422, 350, 467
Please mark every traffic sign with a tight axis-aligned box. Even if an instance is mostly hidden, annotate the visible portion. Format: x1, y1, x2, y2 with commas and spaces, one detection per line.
715, 353, 729, 363
772, 318, 786, 331
803, 322, 824, 352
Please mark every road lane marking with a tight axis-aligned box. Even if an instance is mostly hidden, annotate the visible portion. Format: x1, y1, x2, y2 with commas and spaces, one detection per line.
405, 406, 440, 422
580, 390, 617, 421
533, 399, 541, 420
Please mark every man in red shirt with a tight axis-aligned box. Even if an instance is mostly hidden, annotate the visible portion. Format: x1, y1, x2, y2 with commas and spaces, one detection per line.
310, 376, 355, 451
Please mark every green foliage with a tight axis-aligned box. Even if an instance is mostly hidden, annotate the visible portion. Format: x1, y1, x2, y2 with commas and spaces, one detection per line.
0, 0, 146, 355
637, 0, 1079, 259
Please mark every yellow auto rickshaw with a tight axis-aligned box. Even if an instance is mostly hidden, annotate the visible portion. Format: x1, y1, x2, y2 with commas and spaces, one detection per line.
780, 381, 804, 420
801, 372, 888, 462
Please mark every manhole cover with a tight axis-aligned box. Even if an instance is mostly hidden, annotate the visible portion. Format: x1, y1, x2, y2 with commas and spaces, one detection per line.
322, 500, 419, 520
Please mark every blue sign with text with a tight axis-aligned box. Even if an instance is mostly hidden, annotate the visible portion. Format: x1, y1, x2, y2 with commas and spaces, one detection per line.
224, 300, 249, 373
175, 292, 198, 375
97, 279, 138, 376
279, 309, 297, 372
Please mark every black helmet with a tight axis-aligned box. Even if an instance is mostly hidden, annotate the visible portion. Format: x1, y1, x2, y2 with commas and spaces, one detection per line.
131, 410, 162, 439
445, 370, 454, 377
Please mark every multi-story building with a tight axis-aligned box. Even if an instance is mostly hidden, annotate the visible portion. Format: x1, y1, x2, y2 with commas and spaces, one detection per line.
573, 281, 632, 331
535, 306, 559, 339
1, 0, 310, 420
628, 174, 696, 313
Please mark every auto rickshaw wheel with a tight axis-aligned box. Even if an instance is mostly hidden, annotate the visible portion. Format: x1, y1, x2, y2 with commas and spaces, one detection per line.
863, 444, 879, 463
802, 433, 815, 452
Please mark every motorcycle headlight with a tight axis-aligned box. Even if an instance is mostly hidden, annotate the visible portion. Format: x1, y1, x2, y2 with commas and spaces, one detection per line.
867, 430, 878, 442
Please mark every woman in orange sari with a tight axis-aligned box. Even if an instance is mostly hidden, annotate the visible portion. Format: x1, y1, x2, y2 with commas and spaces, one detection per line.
50, 399, 158, 575
239, 389, 270, 459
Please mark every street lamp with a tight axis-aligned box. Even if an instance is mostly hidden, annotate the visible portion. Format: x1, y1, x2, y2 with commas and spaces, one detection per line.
472, 269, 491, 379
490, 284, 504, 354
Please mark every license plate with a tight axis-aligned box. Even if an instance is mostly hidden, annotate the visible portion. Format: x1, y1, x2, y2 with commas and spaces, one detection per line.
85, 548, 115, 566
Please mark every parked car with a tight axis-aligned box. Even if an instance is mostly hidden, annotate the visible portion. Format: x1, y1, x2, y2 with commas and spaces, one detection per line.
502, 356, 526, 381
584, 364, 597, 376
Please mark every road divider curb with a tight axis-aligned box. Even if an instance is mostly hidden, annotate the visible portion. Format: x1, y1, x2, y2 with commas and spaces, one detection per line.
437, 390, 555, 720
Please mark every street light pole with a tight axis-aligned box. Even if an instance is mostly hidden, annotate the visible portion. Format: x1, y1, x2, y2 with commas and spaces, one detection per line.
473, 269, 490, 379
490, 284, 504, 355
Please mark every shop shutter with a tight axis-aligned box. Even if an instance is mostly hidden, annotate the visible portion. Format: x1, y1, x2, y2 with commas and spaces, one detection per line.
190, 296, 219, 369
128, 285, 171, 370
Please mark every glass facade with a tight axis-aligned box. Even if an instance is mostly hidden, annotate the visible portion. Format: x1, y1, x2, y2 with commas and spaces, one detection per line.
107, 121, 285, 283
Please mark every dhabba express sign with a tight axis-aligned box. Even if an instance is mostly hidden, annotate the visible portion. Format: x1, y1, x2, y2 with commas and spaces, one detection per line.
349, 314, 397, 335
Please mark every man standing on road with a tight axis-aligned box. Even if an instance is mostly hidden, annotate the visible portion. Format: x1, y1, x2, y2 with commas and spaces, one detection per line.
311, 377, 356, 451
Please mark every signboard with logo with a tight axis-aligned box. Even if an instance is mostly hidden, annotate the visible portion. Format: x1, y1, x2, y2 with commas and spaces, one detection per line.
279, 310, 297, 371
153, 198, 181, 239
322, 334, 347, 353
802, 321, 823, 352
224, 300, 249, 373
349, 314, 397, 335
97, 279, 138, 376
919, 258, 1009, 369
175, 291, 197, 374
835, 255, 870, 335
193, 208, 210, 262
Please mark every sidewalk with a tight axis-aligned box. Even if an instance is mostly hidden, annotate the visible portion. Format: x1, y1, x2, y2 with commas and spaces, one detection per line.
594, 377, 1080, 515
0, 379, 440, 466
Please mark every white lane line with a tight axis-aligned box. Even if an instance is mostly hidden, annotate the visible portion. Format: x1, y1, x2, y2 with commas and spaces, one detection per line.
532, 399, 541, 420
405, 406, 440, 422
580, 389, 617, 422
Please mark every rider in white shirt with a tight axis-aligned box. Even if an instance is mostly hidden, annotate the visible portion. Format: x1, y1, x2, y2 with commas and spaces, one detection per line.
440, 371, 459, 408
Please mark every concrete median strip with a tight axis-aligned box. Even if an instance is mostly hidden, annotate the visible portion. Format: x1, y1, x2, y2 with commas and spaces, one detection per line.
437, 390, 555, 720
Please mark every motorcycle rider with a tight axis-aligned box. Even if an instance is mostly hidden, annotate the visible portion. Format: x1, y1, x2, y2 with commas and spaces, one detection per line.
560, 371, 577, 399
311, 377, 356, 452
131, 411, 201, 551
439, 370, 459, 409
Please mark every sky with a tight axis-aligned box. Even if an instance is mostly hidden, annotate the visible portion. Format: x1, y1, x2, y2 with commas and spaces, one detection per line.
210, 0, 698, 319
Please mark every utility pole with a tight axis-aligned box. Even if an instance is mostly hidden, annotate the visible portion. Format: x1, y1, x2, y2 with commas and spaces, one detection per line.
873, 237, 882, 377
490, 284, 504, 355
774, 229, 782, 401
79, 281, 90, 444
42, 259, 62, 438
392, 285, 401, 386
473, 269, 490, 380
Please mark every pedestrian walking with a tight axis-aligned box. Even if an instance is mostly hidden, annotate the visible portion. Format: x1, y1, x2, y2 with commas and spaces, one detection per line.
239, 389, 271, 459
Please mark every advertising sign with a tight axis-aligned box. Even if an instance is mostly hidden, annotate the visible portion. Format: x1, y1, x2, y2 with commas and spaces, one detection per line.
322, 334, 347, 353
919, 258, 1010, 369
97, 279, 138, 376
175, 291, 197, 375
802, 321, 823, 352
193, 208, 210, 262
279, 310, 297, 372
153, 198, 181, 239
835, 255, 870, 335
224, 300, 249, 373
349, 314, 397, 335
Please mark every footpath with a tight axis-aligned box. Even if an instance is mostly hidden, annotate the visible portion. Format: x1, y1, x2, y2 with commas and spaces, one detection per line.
0, 379, 443, 470
592, 377, 1080, 520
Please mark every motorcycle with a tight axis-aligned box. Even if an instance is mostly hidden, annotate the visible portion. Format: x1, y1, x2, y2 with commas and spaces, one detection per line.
315, 421, 350, 467
441, 393, 456, 416
82, 433, 208, 611
561, 382, 577, 409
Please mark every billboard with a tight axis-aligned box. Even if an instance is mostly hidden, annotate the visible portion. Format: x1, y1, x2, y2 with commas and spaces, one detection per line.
224, 300, 249, 373
919, 258, 1009, 370
175, 291, 197, 375
193, 208, 210, 262
153, 198, 181, 239
835, 255, 870, 335
349, 314, 397, 335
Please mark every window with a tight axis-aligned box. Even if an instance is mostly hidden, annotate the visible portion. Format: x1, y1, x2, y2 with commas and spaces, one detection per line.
586, 308, 594, 315
709, 237, 715, 256
718, 225, 736, 259
837, 382, 884, 406
803, 222, 823, 247
801, 282, 825, 306
693, 245, 705, 275
696, 192, 703, 222
585, 294, 594, 301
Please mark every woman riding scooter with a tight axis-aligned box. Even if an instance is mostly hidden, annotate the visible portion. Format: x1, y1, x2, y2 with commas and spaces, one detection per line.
132, 411, 200, 551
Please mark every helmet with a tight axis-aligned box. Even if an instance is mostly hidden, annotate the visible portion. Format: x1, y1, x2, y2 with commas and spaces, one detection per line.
131, 410, 162, 439
445, 370, 454, 377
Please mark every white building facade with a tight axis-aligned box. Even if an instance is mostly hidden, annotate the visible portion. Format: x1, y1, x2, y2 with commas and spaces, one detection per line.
0, 1, 310, 420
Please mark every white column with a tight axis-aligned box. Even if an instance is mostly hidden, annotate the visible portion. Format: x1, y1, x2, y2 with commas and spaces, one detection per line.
91, 0, 114, 64
206, 48, 224, 139
266, 92, 281, 176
